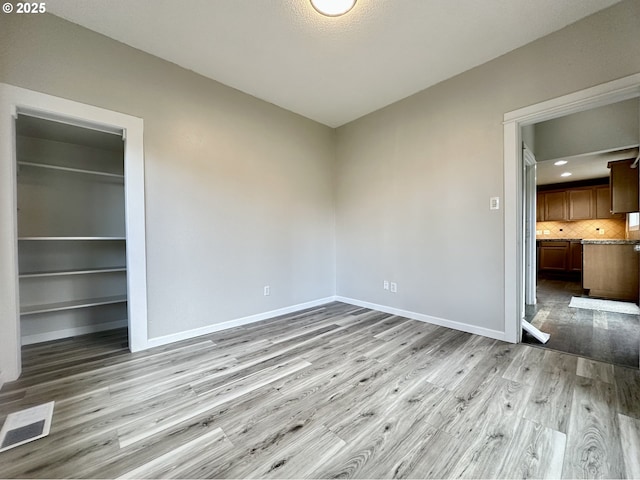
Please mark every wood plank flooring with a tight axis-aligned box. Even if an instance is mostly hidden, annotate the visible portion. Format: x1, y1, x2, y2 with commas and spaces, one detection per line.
1, 301, 639, 478
524, 277, 640, 369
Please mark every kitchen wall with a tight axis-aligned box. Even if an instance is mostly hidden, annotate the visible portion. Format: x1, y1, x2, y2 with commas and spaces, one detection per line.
0, 13, 336, 340
536, 218, 626, 240
534, 98, 639, 161
335, 0, 640, 335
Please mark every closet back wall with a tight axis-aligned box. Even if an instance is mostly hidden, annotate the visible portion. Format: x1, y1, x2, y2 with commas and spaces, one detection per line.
0, 13, 336, 339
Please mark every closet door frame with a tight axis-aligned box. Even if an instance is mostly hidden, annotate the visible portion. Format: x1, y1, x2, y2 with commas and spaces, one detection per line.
0, 83, 149, 383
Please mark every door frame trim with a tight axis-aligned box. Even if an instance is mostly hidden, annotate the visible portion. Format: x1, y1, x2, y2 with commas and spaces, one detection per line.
503, 73, 640, 343
0, 83, 149, 382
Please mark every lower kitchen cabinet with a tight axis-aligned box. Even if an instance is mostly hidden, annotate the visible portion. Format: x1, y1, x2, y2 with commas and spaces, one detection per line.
539, 241, 569, 271
570, 241, 583, 272
538, 240, 582, 273
583, 243, 639, 302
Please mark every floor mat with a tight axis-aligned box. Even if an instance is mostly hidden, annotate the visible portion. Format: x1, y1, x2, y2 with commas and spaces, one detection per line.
569, 296, 640, 315
0, 401, 54, 453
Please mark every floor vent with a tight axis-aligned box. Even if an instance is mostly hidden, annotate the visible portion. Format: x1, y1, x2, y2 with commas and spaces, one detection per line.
0, 401, 54, 452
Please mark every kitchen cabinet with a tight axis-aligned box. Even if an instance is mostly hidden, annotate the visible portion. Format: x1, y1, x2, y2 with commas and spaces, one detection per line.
537, 182, 622, 221
538, 240, 582, 273
570, 241, 583, 272
608, 159, 639, 214
583, 242, 639, 302
536, 192, 545, 222
594, 185, 623, 219
567, 189, 593, 220
539, 241, 568, 270
543, 191, 566, 221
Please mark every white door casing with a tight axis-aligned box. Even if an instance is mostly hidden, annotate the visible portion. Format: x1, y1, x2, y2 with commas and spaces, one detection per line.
0, 84, 149, 383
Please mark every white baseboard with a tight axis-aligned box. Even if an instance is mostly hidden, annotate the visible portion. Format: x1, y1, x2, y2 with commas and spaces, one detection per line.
146, 296, 337, 349
335, 296, 507, 342
21, 319, 128, 346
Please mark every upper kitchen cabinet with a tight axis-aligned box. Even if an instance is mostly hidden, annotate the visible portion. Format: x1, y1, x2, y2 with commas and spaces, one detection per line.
567, 188, 593, 220
608, 159, 639, 214
536, 192, 545, 222
537, 180, 627, 222
594, 185, 623, 219
543, 191, 567, 221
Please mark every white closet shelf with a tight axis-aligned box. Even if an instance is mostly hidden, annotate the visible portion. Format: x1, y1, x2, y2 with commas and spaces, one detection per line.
20, 267, 127, 278
18, 161, 124, 179
18, 236, 126, 241
21, 295, 128, 316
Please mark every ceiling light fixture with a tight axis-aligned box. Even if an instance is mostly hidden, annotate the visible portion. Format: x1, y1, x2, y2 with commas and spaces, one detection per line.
310, 0, 357, 17
561, 172, 572, 177
554, 160, 568, 166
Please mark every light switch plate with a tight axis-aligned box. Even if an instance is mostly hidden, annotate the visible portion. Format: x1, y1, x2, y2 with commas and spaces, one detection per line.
490, 197, 500, 210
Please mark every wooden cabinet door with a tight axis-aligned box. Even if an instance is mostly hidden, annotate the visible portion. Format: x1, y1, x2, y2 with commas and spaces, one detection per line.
539, 242, 569, 270
595, 186, 624, 219
609, 159, 639, 214
568, 189, 593, 220
544, 191, 566, 221
595, 186, 613, 219
536, 192, 545, 222
569, 242, 582, 272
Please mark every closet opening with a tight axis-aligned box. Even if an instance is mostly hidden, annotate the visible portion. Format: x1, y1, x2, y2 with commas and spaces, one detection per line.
15, 114, 130, 352
0, 84, 148, 383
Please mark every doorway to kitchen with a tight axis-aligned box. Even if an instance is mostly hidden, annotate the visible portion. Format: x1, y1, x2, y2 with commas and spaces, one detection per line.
504, 74, 640, 368
520, 98, 640, 369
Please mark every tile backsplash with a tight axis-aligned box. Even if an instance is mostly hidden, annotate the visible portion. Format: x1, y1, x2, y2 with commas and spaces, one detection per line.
536, 218, 626, 239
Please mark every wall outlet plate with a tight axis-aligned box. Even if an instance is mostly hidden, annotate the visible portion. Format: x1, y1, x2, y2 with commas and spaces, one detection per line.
390, 282, 397, 293
263, 285, 270, 296
383, 280, 389, 290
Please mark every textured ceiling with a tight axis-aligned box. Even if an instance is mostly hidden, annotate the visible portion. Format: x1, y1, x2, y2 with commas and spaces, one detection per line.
47, 0, 621, 127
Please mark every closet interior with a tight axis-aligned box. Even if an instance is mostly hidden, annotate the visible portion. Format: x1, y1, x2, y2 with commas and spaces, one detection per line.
15, 114, 129, 345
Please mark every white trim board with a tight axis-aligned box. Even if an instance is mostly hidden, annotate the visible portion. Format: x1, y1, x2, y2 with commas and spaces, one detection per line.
502, 72, 640, 344
21, 320, 128, 346
146, 297, 337, 349
0, 83, 149, 382
335, 296, 507, 342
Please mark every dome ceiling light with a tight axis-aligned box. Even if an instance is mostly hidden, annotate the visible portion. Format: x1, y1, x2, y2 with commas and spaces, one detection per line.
310, 0, 357, 17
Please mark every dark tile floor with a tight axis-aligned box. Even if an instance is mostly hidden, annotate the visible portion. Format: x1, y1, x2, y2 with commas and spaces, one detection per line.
524, 277, 640, 369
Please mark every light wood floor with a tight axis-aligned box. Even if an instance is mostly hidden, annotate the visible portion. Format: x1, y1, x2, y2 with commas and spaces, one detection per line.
1, 302, 639, 479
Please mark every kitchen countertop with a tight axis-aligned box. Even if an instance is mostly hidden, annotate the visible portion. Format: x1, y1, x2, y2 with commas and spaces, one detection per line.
581, 239, 640, 245
536, 238, 582, 242
536, 238, 640, 245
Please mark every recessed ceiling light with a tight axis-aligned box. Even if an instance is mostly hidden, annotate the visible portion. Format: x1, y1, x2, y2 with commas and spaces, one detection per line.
561, 172, 572, 177
310, 0, 357, 16
554, 160, 568, 166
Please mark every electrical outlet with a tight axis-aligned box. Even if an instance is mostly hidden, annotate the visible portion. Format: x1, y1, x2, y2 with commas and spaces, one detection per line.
390, 282, 397, 293
543, 230, 550, 235
599, 229, 605, 235
536, 230, 542, 235
264, 285, 270, 296
383, 280, 389, 290
490, 197, 500, 210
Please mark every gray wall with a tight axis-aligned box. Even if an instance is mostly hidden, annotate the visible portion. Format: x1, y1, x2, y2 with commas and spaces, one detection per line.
335, 0, 640, 333
534, 98, 640, 161
0, 13, 336, 338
